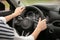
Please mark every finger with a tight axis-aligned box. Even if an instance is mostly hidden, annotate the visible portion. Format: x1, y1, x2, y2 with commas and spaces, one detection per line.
19, 6, 25, 10
44, 19, 47, 21
21, 7, 25, 10
17, 6, 24, 10
39, 18, 41, 21
42, 19, 47, 22
41, 19, 47, 24
20, 7, 25, 11
20, 6, 23, 8
37, 18, 41, 24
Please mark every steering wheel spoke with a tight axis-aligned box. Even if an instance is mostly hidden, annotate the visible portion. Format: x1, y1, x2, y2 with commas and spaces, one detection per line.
17, 16, 23, 21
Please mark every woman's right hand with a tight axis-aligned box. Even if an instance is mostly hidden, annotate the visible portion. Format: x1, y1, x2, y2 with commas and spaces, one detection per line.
31, 18, 47, 40
37, 18, 47, 31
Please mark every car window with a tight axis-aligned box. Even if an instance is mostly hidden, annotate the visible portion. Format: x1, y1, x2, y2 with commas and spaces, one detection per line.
0, 1, 10, 11
21, 0, 60, 6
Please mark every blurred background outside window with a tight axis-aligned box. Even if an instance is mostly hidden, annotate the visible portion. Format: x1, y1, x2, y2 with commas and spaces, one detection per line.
2, 0, 60, 10
21, 0, 60, 6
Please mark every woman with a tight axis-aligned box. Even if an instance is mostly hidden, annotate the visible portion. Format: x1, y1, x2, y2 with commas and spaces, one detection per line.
0, 6, 47, 40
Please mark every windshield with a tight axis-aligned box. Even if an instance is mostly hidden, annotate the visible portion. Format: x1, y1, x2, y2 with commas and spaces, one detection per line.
21, 0, 60, 6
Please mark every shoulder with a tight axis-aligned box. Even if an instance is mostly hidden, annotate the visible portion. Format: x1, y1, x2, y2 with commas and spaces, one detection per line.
0, 17, 6, 24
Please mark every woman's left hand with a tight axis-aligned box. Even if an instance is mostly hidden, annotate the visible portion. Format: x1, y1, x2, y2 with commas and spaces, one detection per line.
12, 6, 25, 17
5, 6, 25, 22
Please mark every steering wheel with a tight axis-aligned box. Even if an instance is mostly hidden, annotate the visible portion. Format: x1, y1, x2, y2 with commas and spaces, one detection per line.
13, 6, 45, 36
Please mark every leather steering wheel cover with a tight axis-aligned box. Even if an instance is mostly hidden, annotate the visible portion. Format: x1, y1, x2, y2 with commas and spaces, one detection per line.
25, 6, 45, 20
14, 6, 45, 36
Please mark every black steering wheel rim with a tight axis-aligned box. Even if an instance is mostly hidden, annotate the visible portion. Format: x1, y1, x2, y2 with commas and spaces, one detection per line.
25, 6, 45, 20
14, 6, 45, 36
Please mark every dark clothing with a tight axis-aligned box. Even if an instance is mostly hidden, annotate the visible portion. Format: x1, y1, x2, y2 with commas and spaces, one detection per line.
0, 2, 5, 11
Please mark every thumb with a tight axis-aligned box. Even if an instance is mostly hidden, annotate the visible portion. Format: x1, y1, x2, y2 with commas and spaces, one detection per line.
39, 18, 41, 22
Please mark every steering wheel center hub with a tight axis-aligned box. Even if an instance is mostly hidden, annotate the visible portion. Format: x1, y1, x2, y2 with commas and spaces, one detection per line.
20, 18, 33, 29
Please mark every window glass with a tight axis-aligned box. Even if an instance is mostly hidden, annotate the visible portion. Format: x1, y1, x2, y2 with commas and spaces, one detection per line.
21, 0, 60, 6
1, 1, 10, 11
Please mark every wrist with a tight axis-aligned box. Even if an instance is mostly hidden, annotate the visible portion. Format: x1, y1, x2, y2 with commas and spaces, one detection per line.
11, 13, 17, 18
10, 13, 15, 19
36, 25, 43, 32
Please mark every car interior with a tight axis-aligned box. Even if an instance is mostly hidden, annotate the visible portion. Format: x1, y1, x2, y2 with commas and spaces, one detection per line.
0, 0, 60, 40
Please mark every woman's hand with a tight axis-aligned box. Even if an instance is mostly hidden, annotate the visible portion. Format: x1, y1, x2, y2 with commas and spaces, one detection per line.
5, 6, 25, 22
31, 18, 47, 40
37, 18, 47, 31
12, 6, 25, 17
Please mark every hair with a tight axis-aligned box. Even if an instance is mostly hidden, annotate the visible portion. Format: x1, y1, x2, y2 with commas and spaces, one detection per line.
0, 2, 5, 11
